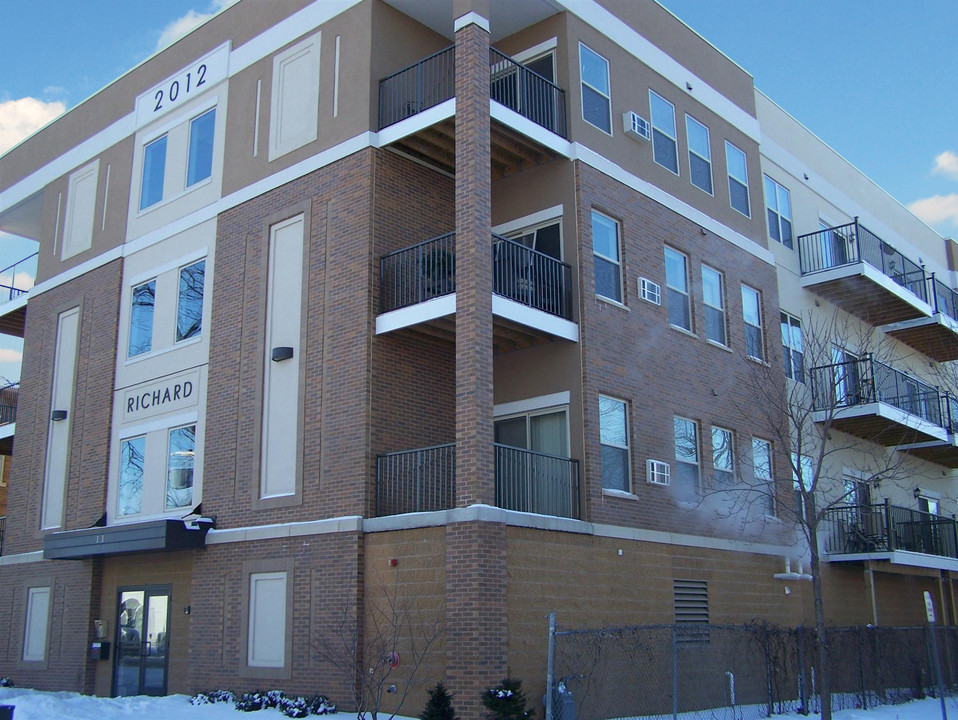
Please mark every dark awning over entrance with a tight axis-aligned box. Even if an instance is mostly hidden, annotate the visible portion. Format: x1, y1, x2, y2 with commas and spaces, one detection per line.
43, 518, 213, 560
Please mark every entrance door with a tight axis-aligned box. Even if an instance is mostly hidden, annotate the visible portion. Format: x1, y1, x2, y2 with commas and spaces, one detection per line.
114, 586, 171, 697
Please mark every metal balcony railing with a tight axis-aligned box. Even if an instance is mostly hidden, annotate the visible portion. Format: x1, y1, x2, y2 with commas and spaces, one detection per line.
494, 443, 580, 519
380, 233, 573, 320
0, 383, 19, 425
931, 274, 958, 324
375, 443, 580, 519
378, 46, 456, 130
489, 48, 567, 137
0, 251, 37, 304
823, 500, 958, 560
0, 515, 5, 556
809, 355, 943, 427
797, 219, 928, 302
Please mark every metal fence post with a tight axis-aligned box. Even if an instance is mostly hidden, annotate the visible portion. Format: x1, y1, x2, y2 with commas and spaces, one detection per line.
797, 627, 807, 714
859, 626, 868, 709
672, 624, 678, 720
765, 625, 773, 718
545, 612, 556, 720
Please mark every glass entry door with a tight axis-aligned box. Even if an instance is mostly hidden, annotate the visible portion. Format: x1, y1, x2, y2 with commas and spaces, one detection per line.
114, 586, 171, 697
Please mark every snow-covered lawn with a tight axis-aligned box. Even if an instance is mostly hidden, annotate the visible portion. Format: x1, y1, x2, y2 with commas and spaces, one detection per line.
0, 687, 955, 720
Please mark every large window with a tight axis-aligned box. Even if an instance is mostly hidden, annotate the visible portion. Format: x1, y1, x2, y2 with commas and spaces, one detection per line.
140, 136, 167, 210
176, 260, 206, 342
579, 43, 611, 134
650, 91, 678, 174
116, 422, 200, 520
674, 416, 699, 499
186, 109, 216, 187
764, 175, 793, 248
742, 285, 764, 361
128, 257, 207, 359
599, 396, 630, 491
725, 141, 750, 217
665, 247, 691, 331
592, 211, 622, 303
781, 312, 804, 382
686, 115, 712, 194
118, 436, 146, 517
701, 265, 726, 345
129, 281, 156, 357
753, 438, 774, 516
166, 425, 196, 511
712, 427, 733, 485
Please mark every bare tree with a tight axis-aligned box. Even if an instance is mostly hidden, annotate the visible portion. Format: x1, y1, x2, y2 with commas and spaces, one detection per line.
701, 309, 913, 720
314, 580, 445, 720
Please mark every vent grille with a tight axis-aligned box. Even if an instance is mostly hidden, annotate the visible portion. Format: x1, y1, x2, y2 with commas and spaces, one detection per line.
623, 111, 650, 142
673, 578, 709, 643
647, 459, 670, 485
639, 277, 661, 305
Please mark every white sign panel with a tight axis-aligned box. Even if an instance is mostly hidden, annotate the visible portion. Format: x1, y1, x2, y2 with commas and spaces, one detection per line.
924, 591, 936, 623
135, 42, 230, 128
122, 369, 200, 423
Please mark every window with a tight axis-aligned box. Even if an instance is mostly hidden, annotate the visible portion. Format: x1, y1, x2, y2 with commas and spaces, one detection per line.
792, 453, 813, 522
712, 427, 733, 484
270, 34, 321, 159
592, 211, 622, 302
22, 586, 51, 663
665, 247, 691, 331
831, 346, 861, 406
919, 496, 940, 515
725, 141, 750, 217
673, 579, 709, 642
118, 436, 146, 517
674, 416, 699, 499
176, 260, 206, 342
742, 285, 764, 361
599, 396, 630, 491
649, 91, 678, 174
781, 312, 804, 382
166, 425, 196, 510
140, 136, 167, 210
128, 280, 156, 357
248, 572, 288, 668
579, 43, 611, 134
753, 438, 774, 516
686, 115, 712, 194
186, 109, 216, 187
764, 175, 792, 248
701, 266, 726, 345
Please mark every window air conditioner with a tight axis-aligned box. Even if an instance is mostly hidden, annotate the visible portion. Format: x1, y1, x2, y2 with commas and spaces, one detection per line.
647, 459, 671, 485
624, 111, 651, 142
639, 277, 661, 305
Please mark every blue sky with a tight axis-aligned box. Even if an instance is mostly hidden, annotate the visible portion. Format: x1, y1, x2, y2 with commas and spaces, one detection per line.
0, 0, 956, 380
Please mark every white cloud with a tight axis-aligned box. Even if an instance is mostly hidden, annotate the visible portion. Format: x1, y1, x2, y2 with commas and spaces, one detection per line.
907, 194, 958, 227
12, 271, 34, 290
932, 151, 958, 182
155, 0, 239, 51
0, 348, 23, 364
0, 97, 66, 154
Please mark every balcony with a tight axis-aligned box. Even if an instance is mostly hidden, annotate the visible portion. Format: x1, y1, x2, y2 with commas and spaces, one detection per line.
378, 46, 567, 177
899, 394, 958, 468
809, 355, 947, 446
0, 252, 37, 337
0, 515, 5, 556
882, 274, 958, 361
375, 442, 580, 519
0, 383, 18, 454
377, 232, 577, 348
823, 501, 958, 568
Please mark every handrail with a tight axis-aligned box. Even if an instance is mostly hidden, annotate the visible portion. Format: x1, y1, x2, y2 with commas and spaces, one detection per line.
0, 251, 37, 303
494, 443, 580, 519
823, 501, 958, 560
378, 45, 455, 129
489, 47, 567, 137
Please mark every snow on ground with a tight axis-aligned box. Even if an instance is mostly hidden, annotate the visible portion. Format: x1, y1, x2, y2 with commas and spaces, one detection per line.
0, 688, 954, 720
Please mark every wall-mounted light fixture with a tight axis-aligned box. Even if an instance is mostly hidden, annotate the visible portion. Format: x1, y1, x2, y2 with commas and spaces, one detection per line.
271, 346, 294, 362
51, 409, 68, 421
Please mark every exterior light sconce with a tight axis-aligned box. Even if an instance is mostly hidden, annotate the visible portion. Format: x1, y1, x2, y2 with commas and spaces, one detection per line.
271, 346, 294, 362
51, 409, 68, 421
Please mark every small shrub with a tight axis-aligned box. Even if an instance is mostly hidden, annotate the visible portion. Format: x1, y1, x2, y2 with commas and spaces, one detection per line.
0, 677, 12, 688
421, 682, 458, 720
191, 689, 236, 705
482, 678, 534, 720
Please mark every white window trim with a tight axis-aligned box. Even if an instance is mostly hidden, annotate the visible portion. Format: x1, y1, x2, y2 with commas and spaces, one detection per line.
494, 391, 570, 417
685, 114, 713, 196
711, 426, 734, 480
579, 42, 612, 136
592, 210, 622, 303
649, 90, 679, 176
752, 437, 774, 517
742, 285, 764, 362
674, 415, 699, 481
665, 246, 691, 332
493, 205, 562, 236
781, 311, 803, 382
701, 264, 726, 346
599, 394, 631, 492
511, 37, 558, 65
725, 140, 751, 218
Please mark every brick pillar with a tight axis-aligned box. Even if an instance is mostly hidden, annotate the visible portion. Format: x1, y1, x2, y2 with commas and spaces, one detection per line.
446, 14, 507, 720
454, 16, 494, 508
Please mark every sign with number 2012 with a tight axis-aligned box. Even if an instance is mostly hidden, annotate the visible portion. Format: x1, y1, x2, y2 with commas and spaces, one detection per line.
135, 42, 230, 128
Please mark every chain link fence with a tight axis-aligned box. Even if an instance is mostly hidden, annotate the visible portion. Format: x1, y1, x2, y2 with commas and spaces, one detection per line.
549, 620, 958, 720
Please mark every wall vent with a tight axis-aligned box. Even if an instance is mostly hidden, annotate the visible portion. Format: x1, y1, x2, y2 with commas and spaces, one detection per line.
647, 459, 670, 485
639, 277, 661, 305
623, 111, 651, 142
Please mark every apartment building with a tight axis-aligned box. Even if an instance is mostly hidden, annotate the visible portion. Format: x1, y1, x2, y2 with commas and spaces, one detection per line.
0, 0, 951, 715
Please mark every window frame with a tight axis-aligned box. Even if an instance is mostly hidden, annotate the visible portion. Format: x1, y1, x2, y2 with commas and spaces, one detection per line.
764, 175, 793, 248
579, 42, 612, 135
592, 210, 623, 303
741, 285, 765, 362
186, 108, 216, 188
701, 265, 727, 346
752, 437, 774, 517
649, 90, 679, 175
781, 311, 804, 383
599, 395, 631, 493
685, 114, 713, 195
665, 247, 691, 332
139, 134, 168, 211
165, 424, 197, 512
711, 426, 734, 485
128, 279, 157, 358
175, 259, 206, 344
673, 416, 700, 499
20, 584, 53, 667
725, 140, 751, 217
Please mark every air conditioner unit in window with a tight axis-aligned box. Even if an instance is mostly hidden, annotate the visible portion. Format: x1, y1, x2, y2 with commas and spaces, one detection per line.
647, 459, 671, 485
624, 111, 651, 142
639, 277, 661, 305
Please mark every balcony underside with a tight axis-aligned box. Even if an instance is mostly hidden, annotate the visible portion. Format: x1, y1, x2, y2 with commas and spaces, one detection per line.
899, 438, 958, 468
386, 117, 562, 179
818, 403, 948, 446
801, 265, 929, 325
827, 550, 958, 572
882, 314, 958, 361
0, 301, 26, 337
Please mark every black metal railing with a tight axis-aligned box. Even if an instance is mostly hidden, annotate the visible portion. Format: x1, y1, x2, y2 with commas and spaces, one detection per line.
494, 443, 580, 519
375, 443, 456, 517
489, 48, 567, 137
797, 219, 928, 302
942, 393, 958, 435
823, 500, 958, 559
930, 273, 958, 323
380, 233, 573, 320
379, 232, 457, 312
379, 46, 456, 129
0, 383, 19, 425
0, 251, 37, 303
809, 355, 943, 427
0, 515, 5, 556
